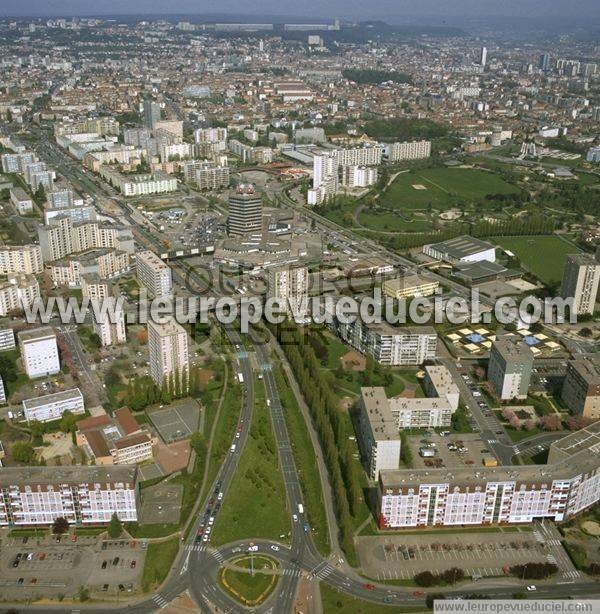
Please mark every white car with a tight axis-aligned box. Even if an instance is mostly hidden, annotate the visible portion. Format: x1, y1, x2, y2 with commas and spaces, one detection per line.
292, 514, 298, 522
248, 545, 259, 552
217, 492, 223, 501
526, 586, 537, 592
270, 545, 280, 551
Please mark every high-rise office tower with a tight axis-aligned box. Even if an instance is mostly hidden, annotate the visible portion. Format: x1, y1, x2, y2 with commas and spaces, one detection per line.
539, 53, 551, 71
227, 185, 262, 236
148, 317, 189, 388
479, 46, 488, 66
143, 100, 161, 131
560, 254, 600, 316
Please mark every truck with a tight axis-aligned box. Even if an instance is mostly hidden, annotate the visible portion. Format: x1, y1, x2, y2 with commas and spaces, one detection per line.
237, 373, 244, 384
298, 504, 304, 514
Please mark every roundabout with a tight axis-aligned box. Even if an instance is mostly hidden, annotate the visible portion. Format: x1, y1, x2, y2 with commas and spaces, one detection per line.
218, 553, 280, 607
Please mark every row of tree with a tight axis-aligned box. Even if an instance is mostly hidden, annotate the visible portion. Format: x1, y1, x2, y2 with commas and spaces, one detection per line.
270, 321, 362, 556
414, 567, 465, 587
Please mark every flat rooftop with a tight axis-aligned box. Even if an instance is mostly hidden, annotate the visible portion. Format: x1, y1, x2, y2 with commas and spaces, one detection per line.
429, 235, 495, 259
0, 465, 137, 488
17, 326, 56, 343
23, 388, 83, 410
361, 387, 399, 441
381, 423, 600, 490
567, 354, 600, 384
492, 335, 533, 361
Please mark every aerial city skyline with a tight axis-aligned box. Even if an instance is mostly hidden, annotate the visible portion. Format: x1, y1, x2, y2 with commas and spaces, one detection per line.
0, 7, 598, 613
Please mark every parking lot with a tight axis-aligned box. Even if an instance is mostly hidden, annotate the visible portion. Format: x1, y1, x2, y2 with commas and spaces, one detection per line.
407, 432, 495, 470
0, 535, 145, 599
356, 529, 555, 581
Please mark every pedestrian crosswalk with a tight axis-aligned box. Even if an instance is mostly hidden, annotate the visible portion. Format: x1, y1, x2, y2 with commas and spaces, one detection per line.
153, 594, 169, 609
486, 439, 498, 444
283, 567, 301, 578
211, 550, 225, 563
187, 543, 205, 552
310, 562, 333, 580
562, 570, 581, 579
546, 554, 557, 564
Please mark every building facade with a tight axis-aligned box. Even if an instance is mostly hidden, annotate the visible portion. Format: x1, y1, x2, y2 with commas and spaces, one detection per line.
22, 388, 85, 423
148, 317, 189, 388
560, 254, 600, 316
135, 250, 172, 298
488, 336, 534, 400
0, 466, 138, 526
18, 327, 60, 379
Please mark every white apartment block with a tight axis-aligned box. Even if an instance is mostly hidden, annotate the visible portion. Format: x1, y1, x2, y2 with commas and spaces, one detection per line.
182, 160, 230, 190
9, 187, 33, 215
194, 127, 227, 143
38, 216, 133, 262
358, 388, 402, 479
488, 336, 534, 401
160, 142, 192, 163
423, 365, 460, 411
98, 167, 178, 197
267, 265, 309, 314
378, 422, 600, 529
0, 466, 138, 526
307, 175, 338, 205
49, 249, 130, 287
0, 376, 6, 404
560, 253, 600, 316
0, 244, 43, 275
0, 275, 40, 317
22, 388, 85, 423
228, 140, 273, 164
81, 274, 111, 300
0, 328, 16, 351
148, 317, 189, 388
340, 165, 378, 188
332, 316, 437, 366
18, 327, 60, 379
332, 146, 383, 167
91, 298, 127, 347
135, 250, 172, 298
83, 146, 145, 171
313, 153, 339, 189
384, 140, 431, 162
1, 151, 37, 174
112, 434, 153, 465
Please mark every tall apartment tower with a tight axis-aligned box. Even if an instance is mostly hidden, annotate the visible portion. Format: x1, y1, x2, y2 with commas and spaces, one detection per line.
135, 250, 172, 298
488, 336, 533, 400
148, 317, 189, 388
143, 100, 161, 131
560, 254, 600, 316
313, 153, 339, 189
267, 265, 309, 314
227, 185, 262, 237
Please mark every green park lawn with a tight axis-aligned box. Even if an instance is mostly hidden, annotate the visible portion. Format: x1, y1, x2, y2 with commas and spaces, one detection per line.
494, 235, 581, 286
210, 376, 291, 545
141, 537, 179, 592
357, 210, 433, 233
380, 167, 520, 211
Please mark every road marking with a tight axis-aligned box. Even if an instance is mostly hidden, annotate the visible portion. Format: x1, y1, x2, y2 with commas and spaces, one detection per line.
181, 550, 190, 575
153, 594, 169, 608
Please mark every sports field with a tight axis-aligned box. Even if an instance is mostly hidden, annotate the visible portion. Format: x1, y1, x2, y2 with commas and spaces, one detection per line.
494, 235, 581, 286
380, 167, 520, 211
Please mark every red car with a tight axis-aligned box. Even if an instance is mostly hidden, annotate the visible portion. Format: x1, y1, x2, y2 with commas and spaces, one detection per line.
363, 583, 375, 591
412, 590, 424, 597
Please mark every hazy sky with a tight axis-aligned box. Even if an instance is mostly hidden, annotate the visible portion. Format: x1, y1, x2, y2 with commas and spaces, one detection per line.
1, 0, 599, 19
